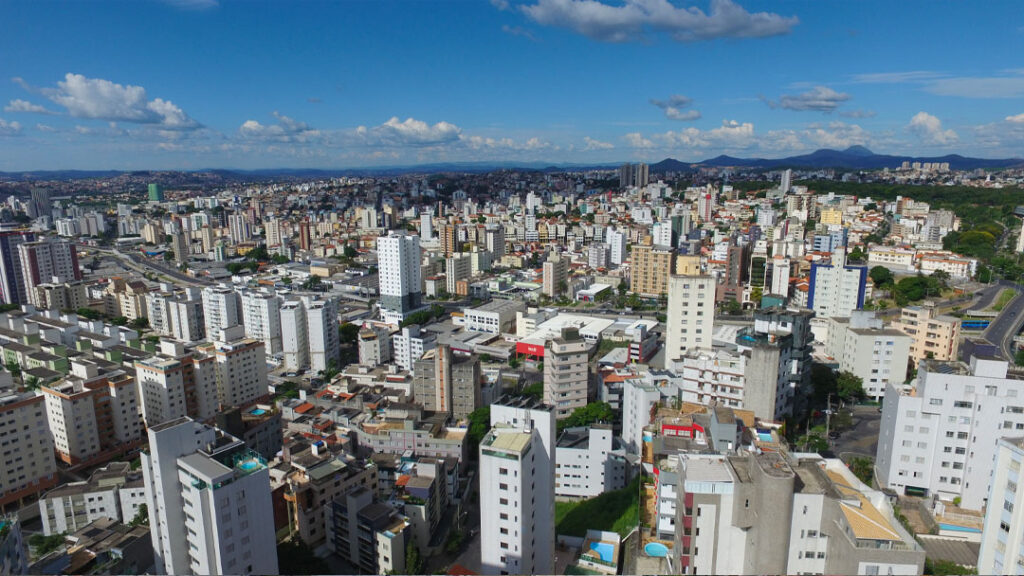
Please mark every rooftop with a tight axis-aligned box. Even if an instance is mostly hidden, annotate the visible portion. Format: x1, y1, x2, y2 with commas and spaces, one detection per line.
483, 430, 531, 454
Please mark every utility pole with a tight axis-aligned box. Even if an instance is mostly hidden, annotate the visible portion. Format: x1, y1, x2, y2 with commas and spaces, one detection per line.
825, 392, 833, 442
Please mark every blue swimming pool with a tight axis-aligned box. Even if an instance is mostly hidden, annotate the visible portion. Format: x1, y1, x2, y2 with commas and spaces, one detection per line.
939, 523, 981, 533
590, 541, 614, 563
250, 408, 267, 416
238, 459, 260, 471
642, 434, 653, 442
644, 542, 669, 557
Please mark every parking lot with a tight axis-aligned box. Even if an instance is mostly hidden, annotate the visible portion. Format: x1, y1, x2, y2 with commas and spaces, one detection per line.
830, 404, 882, 462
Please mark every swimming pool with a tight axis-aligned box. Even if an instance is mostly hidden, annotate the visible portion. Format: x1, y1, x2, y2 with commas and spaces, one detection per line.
250, 408, 267, 416
589, 541, 614, 563
939, 523, 981, 534
238, 459, 261, 471
758, 432, 773, 442
642, 434, 653, 442
644, 542, 669, 557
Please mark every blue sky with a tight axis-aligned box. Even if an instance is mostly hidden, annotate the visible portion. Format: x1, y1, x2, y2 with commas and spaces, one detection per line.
1, 0, 1023, 170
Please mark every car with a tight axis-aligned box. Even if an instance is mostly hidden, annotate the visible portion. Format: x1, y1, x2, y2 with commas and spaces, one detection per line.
828, 431, 840, 439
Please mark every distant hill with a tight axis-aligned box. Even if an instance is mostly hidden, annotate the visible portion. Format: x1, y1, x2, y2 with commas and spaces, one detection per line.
652, 146, 1024, 172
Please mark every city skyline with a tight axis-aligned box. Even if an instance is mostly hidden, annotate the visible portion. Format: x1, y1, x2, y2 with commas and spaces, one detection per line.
1, 0, 1023, 170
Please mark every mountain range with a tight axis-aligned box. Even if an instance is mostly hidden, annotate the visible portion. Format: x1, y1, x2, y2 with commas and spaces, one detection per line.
0, 147, 1021, 181
650, 146, 1024, 172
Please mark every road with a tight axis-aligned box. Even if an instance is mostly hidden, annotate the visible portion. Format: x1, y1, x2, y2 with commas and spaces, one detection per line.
830, 405, 882, 461
84, 245, 212, 287
981, 283, 1024, 361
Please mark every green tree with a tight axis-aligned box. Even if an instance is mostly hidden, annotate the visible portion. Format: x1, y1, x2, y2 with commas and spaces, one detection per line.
847, 246, 866, 263
4, 360, 20, 379
339, 322, 360, 345
848, 457, 874, 486
559, 402, 614, 433
276, 540, 330, 575
130, 317, 149, 330
76, 307, 101, 320
301, 275, 323, 291
836, 371, 865, 402
1015, 349, 1024, 367
869, 266, 894, 288
129, 503, 149, 527
28, 532, 66, 557
24, 376, 39, 391
521, 381, 542, 398
404, 540, 422, 575
466, 406, 491, 455
924, 559, 976, 576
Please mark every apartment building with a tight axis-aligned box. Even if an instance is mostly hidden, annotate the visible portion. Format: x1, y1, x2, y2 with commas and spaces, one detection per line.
328, 486, 410, 574
392, 325, 436, 375
825, 312, 912, 400
283, 449, 376, 546
463, 299, 525, 335
877, 357, 1024, 510
544, 327, 589, 419
660, 452, 923, 575
142, 418, 278, 575
479, 397, 555, 575
240, 290, 282, 355
554, 425, 629, 499
0, 390, 58, 507
542, 254, 569, 298
807, 250, 867, 319
38, 462, 146, 536
891, 304, 961, 366
196, 330, 270, 410
135, 341, 218, 428
979, 437, 1024, 574
413, 345, 480, 421
630, 244, 674, 298
41, 371, 143, 465
664, 275, 716, 363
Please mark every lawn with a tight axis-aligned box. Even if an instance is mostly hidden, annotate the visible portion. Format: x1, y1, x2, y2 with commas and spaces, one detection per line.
555, 477, 641, 538
994, 289, 1017, 312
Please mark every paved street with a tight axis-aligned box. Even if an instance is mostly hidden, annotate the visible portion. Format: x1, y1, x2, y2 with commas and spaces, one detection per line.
831, 404, 882, 461
981, 283, 1024, 361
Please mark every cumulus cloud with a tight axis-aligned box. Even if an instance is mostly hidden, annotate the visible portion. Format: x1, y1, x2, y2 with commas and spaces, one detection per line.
360, 117, 462, 147
624, 132, 655, 148
239, 112, 321, 143
34, 73, 200, 130
520, 0, 797, 43
35, 123, 56, 133
490, 0, 511, 10
0, 118, 22, 136
583, 136, 614, 150
907, 112, 958, 145
650, 94, 701, 121
763, 86, 850, 112
462, 135, 556, 151
4, 99, 56, 114
1005, 113, 1024, 123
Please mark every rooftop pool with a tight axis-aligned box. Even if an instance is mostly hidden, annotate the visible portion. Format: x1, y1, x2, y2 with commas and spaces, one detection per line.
644, 542, 669, 557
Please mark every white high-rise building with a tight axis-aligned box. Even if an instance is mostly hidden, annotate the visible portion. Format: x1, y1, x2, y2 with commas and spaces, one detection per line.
621, 379, 661, 455
377, 233, 424, 325
808, 250, 867, 319
0, 390, 58, 508
780, 168, 792, 193
202, 286, 241, 341
227, 213, 251, 243
392, 325, 436, 374
265, 218, 282, 247
18, 239, 81, 305
420, 212, 433, 239
544, 328, 589, 420
305, 297, 340, 373
768, 256, 791, 297
199, 330, 270, 409
664, 275, 716, 363
280, 300, 308, 371
979, 437, 1024, 574
479, 397, 555, 576
606, 227, 627, 266
825, 312, 911, 400
240, 290, 282, 355
142, 418, 278, 575
876, 356, 1024, 510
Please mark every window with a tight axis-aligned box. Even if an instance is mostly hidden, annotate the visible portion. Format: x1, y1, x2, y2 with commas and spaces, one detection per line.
954, 401, 973, 409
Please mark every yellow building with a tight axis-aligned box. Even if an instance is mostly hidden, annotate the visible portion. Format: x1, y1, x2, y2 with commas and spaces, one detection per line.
630, 244, 674, 297
891, 304, 961, 365
820, 208, 844, 227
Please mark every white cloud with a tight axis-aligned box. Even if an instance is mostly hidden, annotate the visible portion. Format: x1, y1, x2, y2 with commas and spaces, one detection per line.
490, 0, 511, 10
35, 123, 56, 133
462, 134, 556, 151
650, 94, 701, 121
162, 0, 218, 9
37, 73, 200, 129
0, 118, 21, 136
362, 117, 462, 147
239, 112, 321, 143
624, 132, 655, 148
583, 136, 614, 150
840, 109, 876, 119
763, 86, 850, 112
907, 112, 958, 146
853, 70, 1024, 99
4, 99, 56, 114
1007, 113, 1024, 124
502, 25, 539, 41
520, 0, 797, 43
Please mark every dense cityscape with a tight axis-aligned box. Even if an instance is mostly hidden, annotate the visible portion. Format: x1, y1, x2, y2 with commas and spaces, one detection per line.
2, 1, 1024, 575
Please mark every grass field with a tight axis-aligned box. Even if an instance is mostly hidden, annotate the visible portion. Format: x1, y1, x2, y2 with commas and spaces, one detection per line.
555, 477, 641, 538
994, 289, 1017, 312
